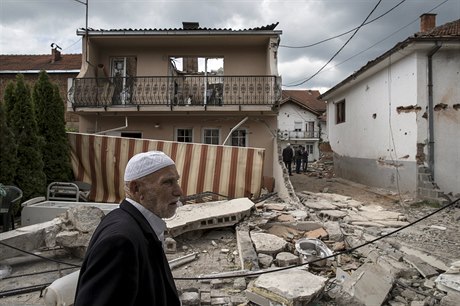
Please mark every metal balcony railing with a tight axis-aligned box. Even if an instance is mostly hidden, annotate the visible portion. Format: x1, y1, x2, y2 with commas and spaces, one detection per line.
279, 130, 320, 140
68, 75, 281, 108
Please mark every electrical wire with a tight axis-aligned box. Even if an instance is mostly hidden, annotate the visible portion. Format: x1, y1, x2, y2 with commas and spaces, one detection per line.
282, 0, 450, 87
285, 0, 383, 87
280, 0, 406, 49
0, 242, 81, 268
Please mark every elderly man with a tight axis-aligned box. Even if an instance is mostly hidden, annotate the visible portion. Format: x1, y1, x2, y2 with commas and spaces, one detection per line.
74, 151, 183, 306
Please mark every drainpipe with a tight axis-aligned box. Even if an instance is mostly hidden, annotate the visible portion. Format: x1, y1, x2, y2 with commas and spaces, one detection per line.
427, 42, 441, 178
222, 117, 248, 145
95, 117, 128, 135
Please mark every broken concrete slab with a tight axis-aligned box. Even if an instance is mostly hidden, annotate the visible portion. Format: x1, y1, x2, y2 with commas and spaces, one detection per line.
398, 246, 449, 271
340, 262, 394, 306
166, 198, 254, 237
236, 228, 260, 271
0, 219, 63, 261
403, 255, 440, 279
246, 267, 327, 305
250, 232, 287, 255
265, 224, 304, 241
323, 221, 343, 241
302, 199, 338, 210
435, 272, 460, 294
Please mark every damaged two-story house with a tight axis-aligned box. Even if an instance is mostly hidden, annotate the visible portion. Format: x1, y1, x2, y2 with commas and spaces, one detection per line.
320, 14, 460, 200
278, 90, 327, 162
67, 22, 282, 198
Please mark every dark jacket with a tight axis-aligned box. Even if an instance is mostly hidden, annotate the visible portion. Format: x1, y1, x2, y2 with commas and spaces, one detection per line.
74, 200, 180, 306
282, 146, 294, 162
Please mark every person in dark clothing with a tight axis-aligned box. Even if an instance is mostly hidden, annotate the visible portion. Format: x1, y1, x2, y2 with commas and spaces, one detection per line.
301, 146, 309, 172
74, 151, 183, 306
295, 146, 302, 174
282, 143, 294, 176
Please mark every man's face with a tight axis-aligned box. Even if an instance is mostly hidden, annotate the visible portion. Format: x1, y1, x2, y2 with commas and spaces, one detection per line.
137, 165, 183, 218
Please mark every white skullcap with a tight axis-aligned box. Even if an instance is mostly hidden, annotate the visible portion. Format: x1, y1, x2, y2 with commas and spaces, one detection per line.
124, 151, 175, 181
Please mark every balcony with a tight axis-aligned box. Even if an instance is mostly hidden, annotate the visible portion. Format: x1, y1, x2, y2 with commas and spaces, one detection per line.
279, 130, 320, 140
68, 75, 281, 110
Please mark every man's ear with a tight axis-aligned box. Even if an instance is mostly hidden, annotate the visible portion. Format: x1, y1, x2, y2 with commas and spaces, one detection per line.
129, 181, 139, 194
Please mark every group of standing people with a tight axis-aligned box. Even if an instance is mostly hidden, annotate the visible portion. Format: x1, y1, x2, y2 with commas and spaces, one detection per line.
282, 143, 309, 176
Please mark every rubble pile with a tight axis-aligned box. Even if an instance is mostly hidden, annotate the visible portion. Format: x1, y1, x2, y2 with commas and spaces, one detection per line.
169, 191, 459, 305
1, 186, 459, 305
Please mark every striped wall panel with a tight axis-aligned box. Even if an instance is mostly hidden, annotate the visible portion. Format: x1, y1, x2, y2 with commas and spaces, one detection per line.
67, 133, 265, 203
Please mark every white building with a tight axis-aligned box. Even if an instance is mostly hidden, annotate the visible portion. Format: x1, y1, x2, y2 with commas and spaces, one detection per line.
321, 14, 460, 200
278, 90, 326, 161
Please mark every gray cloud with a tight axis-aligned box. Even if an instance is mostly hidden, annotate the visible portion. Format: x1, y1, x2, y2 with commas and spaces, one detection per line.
1, 0, 458, 92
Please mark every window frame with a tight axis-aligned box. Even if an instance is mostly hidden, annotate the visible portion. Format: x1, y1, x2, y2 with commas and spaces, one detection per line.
203, 128, 220, 145
230, 129, 248, 147
176, 128, 194, 143
336, 99, 346, 124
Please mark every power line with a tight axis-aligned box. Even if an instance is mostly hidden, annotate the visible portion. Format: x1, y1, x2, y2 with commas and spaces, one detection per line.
280, 0, 407, 49
283, 0, 450, 88
285, 0, 383, 88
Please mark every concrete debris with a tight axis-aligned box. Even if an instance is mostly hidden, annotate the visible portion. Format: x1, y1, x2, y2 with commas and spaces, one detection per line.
337, 262, 394, 306
246, 268, 328, 305
250, 232, 288, 255
435, 261, 460, 294
166, 198, 254, 237
1, 182, 458, 306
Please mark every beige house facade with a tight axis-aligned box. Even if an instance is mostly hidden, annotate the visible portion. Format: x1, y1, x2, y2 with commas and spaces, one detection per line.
68, 22, 282, 179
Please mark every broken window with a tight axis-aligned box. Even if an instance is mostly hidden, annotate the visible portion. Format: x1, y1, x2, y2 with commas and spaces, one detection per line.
169, 57, 224, 105
305, 144, 314, 154
306, 121, 315, 137
336, 100, 345, 124
231, 129, 247, 147
110, 57, 137, 105
176, 128, 193, 143
203, 128, 220, 145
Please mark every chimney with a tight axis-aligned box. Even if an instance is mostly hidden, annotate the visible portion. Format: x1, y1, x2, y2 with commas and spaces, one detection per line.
420, 13, 436, 32
51, 43, 62, 63
182, 22, 199, 30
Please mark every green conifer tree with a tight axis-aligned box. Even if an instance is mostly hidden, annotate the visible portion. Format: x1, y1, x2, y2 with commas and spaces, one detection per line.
0, 100, 17, 185
9, 74, 46, 200
33, 71, 73, 183
3, 82, 16, 128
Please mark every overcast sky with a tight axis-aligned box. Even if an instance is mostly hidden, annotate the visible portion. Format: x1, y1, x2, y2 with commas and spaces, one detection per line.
1, 0, 459, 92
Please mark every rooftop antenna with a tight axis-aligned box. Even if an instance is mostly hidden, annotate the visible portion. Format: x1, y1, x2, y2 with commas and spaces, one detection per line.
73, 0, 90, 65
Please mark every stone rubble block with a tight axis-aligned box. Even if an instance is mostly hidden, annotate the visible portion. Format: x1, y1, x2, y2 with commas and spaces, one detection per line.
250, 232, 287, 255
323, 221, 343, 241
304, 227, 328, 239
65, 206, 105, 233
263, 203, 287, 211
258, 253, 274, 268
246, 268, 327, 305
287, 209, 309, 221
55, 230, 92, 248
276, 252, 299, 267
180, 291, 200, 306
302, 199, 337, 210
